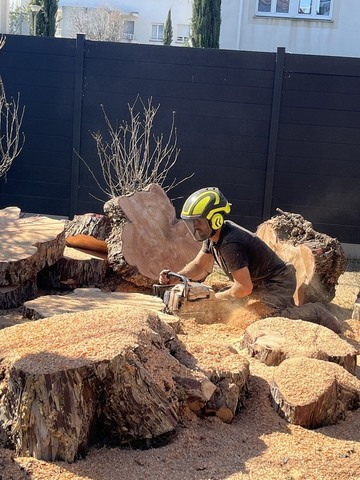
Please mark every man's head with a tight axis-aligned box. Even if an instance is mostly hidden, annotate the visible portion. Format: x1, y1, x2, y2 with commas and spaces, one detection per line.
181, 187, 231, 241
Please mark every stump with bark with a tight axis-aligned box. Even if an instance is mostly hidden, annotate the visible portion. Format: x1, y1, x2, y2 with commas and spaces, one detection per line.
0, 209, 65, 308
270, 356, 360, 428
0, 305, 249, 461
256, 210, 346, 305
242, 317, 358, 373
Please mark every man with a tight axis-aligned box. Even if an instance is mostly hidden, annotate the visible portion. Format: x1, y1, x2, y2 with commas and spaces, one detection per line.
159, 187, 341, 333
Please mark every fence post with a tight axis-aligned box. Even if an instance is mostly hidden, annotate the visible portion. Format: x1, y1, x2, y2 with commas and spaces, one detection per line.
69, 34, 85, 219
262, 46, 285, 220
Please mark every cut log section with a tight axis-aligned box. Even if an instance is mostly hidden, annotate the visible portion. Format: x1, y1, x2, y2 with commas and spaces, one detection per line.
103, 184, 201, 287
37, 246, 108, 290
242, 317, 358, 373
270, 356, 360, 428
256, 210, 346, 305
0, 210, 65, 307
24, 287, 162, 317
0, 306, 247, 462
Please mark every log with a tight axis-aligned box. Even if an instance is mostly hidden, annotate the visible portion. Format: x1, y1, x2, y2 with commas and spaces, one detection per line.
270, 356, 360, 428
172, 339, 250, 423
0, 211, 65, 307
65, 213, 111, 241
23, 287, 165, 319
103, 184, 201, 287
0, 306, 225, 461
256, 210, 346, 304
37, 246, 108, 290
242, 317, 358, 373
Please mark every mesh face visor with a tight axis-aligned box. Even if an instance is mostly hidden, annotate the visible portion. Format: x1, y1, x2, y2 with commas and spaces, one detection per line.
183, 217, 212, 242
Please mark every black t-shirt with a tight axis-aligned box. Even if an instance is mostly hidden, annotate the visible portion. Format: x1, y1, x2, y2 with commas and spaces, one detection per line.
202, 221, 286, 286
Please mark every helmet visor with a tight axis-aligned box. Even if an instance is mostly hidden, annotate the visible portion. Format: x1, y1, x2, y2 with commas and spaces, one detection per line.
183, 217, 212, 242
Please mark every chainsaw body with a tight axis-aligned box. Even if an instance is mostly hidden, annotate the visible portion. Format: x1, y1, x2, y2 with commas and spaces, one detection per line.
153, 272, 213, 313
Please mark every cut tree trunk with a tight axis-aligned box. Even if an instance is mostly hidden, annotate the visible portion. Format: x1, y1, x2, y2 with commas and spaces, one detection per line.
103, 184, 201, 287
256, 210, 346, 305
270, 356, 360, 428
0, 211, 65, 308
241, 317, 357, 373
0, 306, 248, 461
37, 246, 108, 290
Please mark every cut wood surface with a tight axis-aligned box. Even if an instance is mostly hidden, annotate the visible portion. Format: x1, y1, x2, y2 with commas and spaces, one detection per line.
38, 246, 108, 289
104, 184, 201, 285
257, 210, 346, 305
242, 317, 358, 373
270, 356, 360, 428
0, 210, 65, 308
0, 306, 248, 461
24, 287, 164, 319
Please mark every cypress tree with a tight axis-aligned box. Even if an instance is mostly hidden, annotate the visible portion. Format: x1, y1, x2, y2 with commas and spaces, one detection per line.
31, 0, 58, 37
191, 0, 221, 48
163, 9, 173, 46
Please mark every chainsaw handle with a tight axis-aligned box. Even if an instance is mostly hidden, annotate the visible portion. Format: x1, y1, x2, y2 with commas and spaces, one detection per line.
166, 272, 189, 296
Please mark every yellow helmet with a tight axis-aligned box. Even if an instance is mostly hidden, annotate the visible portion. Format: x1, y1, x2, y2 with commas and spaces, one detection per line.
181, 187, 231, 240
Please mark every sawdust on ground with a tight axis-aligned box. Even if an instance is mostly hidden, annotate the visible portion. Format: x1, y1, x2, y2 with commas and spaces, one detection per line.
0, 262, 359, 480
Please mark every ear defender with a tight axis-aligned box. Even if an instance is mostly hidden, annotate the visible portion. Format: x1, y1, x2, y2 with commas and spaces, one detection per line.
210, 212, 224, 230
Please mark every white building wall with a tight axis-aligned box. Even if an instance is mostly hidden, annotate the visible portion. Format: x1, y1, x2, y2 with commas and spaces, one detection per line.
221, 0, 360, 58
58, 0, 192, 45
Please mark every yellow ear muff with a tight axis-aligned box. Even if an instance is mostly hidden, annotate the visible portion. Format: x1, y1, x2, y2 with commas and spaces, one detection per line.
210, 213, 224, 230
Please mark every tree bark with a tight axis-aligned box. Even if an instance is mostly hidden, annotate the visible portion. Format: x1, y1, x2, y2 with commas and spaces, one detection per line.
270, 356, 360, 428
38, 246, 108, 290
256, 210, 346, 304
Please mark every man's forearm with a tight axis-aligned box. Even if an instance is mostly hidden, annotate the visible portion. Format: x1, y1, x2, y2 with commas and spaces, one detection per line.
178, 261, 209, 281
215, 283, 251, 300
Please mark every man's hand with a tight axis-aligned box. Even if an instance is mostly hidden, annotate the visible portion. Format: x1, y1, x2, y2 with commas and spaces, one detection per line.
158, 269, 171, 285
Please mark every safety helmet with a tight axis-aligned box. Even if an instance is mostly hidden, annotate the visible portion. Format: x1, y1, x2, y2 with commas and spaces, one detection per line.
181, 187, 231, 241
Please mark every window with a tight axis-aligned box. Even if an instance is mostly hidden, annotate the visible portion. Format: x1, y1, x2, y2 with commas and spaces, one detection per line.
151, 23, 164, 41
176, 24, 190, 43
123, 20, 135, 40
256, 0, 332, 18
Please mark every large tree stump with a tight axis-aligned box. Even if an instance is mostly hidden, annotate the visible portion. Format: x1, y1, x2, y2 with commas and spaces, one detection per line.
256, 210, 346, 305
0, 306, 249, 461
0, 210, 65, 307
65, 213, 111, 254
270, 356, 360, 428
242, 317, 358, 373
103, 184, 201, 287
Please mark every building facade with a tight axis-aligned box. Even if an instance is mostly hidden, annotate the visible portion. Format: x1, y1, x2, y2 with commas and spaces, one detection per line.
2, 0, 360, 58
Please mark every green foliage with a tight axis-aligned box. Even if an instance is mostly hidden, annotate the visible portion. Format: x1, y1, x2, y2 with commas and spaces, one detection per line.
30, 0, 58, 37
191, 0, 222, 48
163, 9, 173, 46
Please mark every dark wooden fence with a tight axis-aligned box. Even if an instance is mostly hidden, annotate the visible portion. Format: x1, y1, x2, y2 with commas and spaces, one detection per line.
0, 35, 359, 244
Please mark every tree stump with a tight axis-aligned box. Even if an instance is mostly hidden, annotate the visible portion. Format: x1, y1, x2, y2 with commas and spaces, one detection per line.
256, 210, 346, 305
37, 246, 108, 290
0, 306, 248, 461
65, 213, 111, 254
270, 356, 360, 428
242, 317, 357, 373
103, 184, 201, 287
0, 211, 65, 307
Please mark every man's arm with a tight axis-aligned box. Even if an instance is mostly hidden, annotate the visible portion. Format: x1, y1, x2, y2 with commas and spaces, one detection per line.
159, 250, 214, 284
215, 266, 253, 300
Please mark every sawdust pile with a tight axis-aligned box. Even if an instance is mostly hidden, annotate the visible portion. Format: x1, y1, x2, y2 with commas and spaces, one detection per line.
0, 263, 359, 480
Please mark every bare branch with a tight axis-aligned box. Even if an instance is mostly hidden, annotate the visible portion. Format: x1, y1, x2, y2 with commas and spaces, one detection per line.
0, 77, 25, 179
79, 96, 193, 199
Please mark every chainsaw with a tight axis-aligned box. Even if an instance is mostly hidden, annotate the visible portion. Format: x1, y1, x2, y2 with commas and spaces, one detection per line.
153, 272, 214, 313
